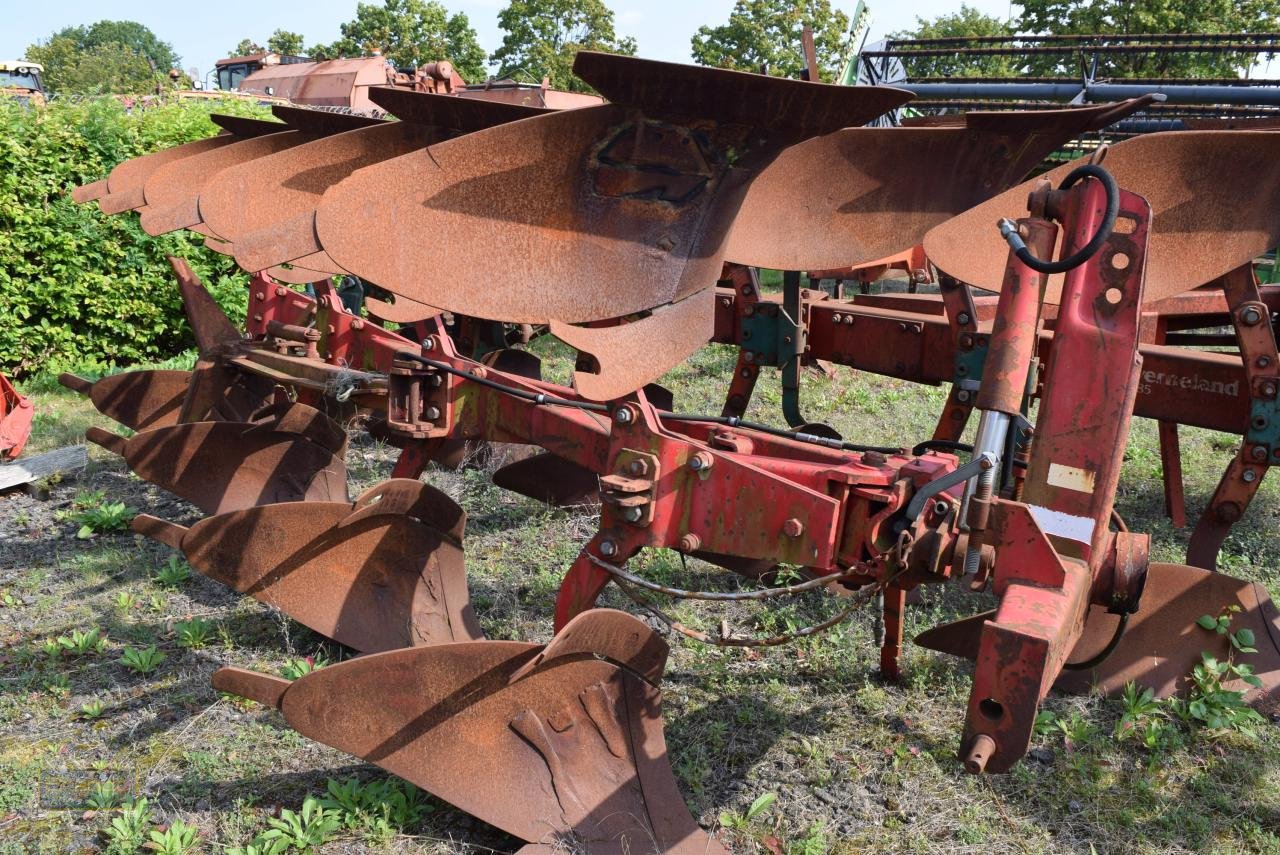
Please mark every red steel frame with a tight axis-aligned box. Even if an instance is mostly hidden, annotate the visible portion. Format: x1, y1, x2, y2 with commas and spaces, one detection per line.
712, 261, 1280, 569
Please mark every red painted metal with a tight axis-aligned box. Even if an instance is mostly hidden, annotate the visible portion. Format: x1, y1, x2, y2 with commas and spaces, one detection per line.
0, 372, 33, 460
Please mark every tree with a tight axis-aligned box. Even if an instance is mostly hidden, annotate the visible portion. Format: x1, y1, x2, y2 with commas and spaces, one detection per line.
64, 43, 159, 93
266, 29, 306, 56
231, 38, 263, 56
690, 0, 850, 82
1015, 0, 1280, 76
326, 0, 487, 79
889, 5, 1015, 78
80, 21, 179, 70
26, 20, 178, 93
490, 0, 637, 93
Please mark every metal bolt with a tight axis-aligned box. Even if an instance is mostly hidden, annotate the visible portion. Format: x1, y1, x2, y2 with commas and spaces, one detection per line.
843, 315, 853, 325
424, 406, 441, 420
627, 458, 649, 476
832, 313, 843, 323
429, 375, 443, 387
1243, 469, 1258, 483
275, 286, 287, 297
782, 518, 804, 538
255, 291, 266, 301
614, 408, 633, 424
742, 351, 755, 364
1241, 306, 1264, 326
742, 285, 754, 297
422, 336, 436, 350
1259, 356, 1273, 369
689, 451, 714, 472
740, 368, 752, 379
1253, 415, 1269, 431
956, 365, 968, 376
1263, 382, 1278, 398
1252, 445, 1269, 461
960, 333, 975, 349
599, 540, 617, 557
957, 390, 972, 403
351, 318, 364, 330
933, 500, 950, 517
721, 297, 732, 307
957, 312, 971, 326
678, 533, 702, 552
743, 305, 755, 317
622, 506, 644, 523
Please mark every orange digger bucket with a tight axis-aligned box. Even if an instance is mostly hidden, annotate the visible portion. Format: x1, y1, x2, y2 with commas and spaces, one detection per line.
133, 479, 477, 653
0, 372, 33, 460
917, 563, 1280, 710
214, 609, 725, 855
85, 401, 348, 514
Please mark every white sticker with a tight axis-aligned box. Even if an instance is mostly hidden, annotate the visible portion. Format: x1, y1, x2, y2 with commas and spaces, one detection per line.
1047, 463, 1096, 494
1028, 505, 1096, 545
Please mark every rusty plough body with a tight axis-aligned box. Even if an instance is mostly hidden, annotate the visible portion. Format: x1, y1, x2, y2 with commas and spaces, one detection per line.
62, 50, 1280, 851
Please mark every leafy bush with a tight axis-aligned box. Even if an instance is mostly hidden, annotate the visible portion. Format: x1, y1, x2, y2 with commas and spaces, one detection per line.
0, 96, 269, 374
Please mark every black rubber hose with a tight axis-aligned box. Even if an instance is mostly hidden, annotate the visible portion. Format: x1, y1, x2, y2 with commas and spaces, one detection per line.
1000, 163, 1120, 275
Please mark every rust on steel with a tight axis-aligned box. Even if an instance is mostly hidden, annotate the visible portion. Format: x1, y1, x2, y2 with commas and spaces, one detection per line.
132, 479, 479, 653
1058, 562, 1280, 707
550, 288, 714, 401
139, 131, 311, 236
228, 89, 550, 274
57, 370, 191, 432
84, 402, 349, 514
492, 451, 601, 506
214, 609, 725, 854
727, 97, 1152, 271
76, 115, 285, 214
925, 131, 1280, 303
917, 562, 1280, 710
312, 52, 912, 325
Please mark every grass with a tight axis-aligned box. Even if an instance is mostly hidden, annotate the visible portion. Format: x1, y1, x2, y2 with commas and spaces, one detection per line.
0, 300, 1278, 853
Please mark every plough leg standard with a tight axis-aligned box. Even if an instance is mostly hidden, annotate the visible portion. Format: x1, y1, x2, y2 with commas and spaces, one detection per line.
60, 52, 1280, 851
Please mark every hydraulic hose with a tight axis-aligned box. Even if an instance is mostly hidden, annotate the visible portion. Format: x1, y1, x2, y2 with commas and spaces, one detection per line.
998, 163, 1120, 274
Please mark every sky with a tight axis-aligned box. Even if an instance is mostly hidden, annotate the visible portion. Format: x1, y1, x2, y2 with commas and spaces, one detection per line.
0, 0, 1014, 85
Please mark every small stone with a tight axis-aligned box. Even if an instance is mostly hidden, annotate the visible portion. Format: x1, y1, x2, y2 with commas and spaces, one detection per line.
1068, 800, 1083, 814
1028, 747, 1055, 764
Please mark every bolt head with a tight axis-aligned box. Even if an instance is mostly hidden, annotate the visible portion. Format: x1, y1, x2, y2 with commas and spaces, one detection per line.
422, 336, 436, 350
622, 506, 643, 522
957, 390, 972, 403
933, 500, 950, 517
957, 312, 971, 325
678, 533, 701, 552
689, 451, 714, 472
1242, 306, 1264, 325
1243, 469, 1258, 483
1253, 445, 1269, 461
614, 408, 633, 424
782, 518, 804, 538
1264, 383, 1278, 398
599, 540, 617, 557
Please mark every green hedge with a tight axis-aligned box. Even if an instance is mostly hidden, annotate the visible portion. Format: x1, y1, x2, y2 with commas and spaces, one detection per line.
0, 97, 273, 375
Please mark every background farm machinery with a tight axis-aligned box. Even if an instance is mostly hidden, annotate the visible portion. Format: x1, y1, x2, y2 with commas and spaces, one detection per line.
48, 49, 1280, 853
